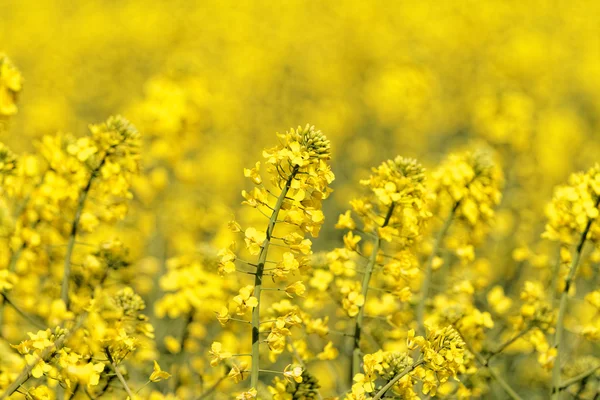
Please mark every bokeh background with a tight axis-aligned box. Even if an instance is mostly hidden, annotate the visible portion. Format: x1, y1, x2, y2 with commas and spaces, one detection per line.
2, 1, 600, 397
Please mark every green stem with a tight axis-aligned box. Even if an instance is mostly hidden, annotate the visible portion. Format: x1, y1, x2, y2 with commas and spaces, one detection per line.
485, 324, 533, 363
60, 157, 108, 310
454, 326, 523, 400
0, 293, 47, 330
196, 375, 227, 400
250, 167, 298, 389
106, 348, 135, 398
552, 196, 600, 400
372, 359, 424, 399
351, 203, 395, 379
556, 364, 600, 392
416, 202, 458, 336
173, 311, 193, 390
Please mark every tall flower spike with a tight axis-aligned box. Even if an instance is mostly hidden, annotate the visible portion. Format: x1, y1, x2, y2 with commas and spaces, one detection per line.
545, 165, 600, 399
417, 149, 503, 335
331, 156, 430, 380
216, 124, 334, 391
60, 116, 141, 309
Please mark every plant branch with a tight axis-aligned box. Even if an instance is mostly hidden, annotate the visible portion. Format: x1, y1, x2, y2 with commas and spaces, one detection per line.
551, 196, 600, 400
372, 360, 424, 400
453, 326, 523, 400
417, 202, 458, 336
106, 348, 135, 399
0, 293, 47, 330
250, 167, 298, 389
61, 158, 108, 309
352, 203, 395, 380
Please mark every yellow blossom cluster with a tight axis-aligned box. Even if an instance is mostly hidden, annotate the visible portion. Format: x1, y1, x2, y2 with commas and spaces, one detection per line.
543, 164, 600, 245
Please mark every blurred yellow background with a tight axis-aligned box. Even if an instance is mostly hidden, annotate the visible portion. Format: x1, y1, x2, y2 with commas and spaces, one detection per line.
3, 1, 600, 398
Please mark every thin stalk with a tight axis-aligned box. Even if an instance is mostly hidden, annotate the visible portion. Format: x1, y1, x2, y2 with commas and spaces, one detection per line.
0, 293, 47, 330
485, 325, 533, 363
173, 311, 194, 390
352, 203, 395, 379
557, 364, 600, 392
61, 157, 108, 309
372, 360, 424, 400
454, 326, 524, 400
552, 196, 600, 400
106, 348, 135, 398
196, 375, 227, 399
416, 202, 458, 336
250, 167, 298, 389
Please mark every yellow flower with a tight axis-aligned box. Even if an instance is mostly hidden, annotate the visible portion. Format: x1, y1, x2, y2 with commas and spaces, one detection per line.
317, 341, 339, 360
228, 361, 249, 383
244, 161, 262, 185
343, 231, 362, 251
232, 285, 258, 315
244, 227, 266, 255
283, 364, 303, 383
218, 244, 237, 275
27, 385, 55, 400
209, 342, 232, 367
25, 354, 52, 378
65, 361, 105, 386
336, 210, 356, 230
149, 360, 171, 382
285, 281, 306, 297
215, 306, 231, 326
236, 388, 257, 400
164, 336, 181, 354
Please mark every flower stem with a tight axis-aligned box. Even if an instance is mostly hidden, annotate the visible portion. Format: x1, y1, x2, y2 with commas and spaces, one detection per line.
351, 203, 395, 379
551, 196, 600, 399
556, 364, 600, 392
0, 293, 47, 330
61, 158, 107, 310
372, 359, 424, 400
250, 167, 298, 389
485, 324, 533, 363
106, 348, 135, 398
454, 325, 524, 400
416, 202, 458, 336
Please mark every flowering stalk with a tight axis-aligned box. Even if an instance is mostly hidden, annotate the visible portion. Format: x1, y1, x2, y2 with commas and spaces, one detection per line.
0, 293, 46, 330
556, 364, 600, 393
551, 196, 600, 399
106, 347, 135, 398
416, 202, 458, 336
372, 359, 424, 400
60, 116, 140, 309
214, 125, 334, 398
60, 163, 101, 308
352, 203, 395, 378
250, 166, 298, 388
454, 325, 523, 400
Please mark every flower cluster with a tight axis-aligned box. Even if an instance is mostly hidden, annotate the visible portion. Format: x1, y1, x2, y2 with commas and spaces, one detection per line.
543, 164, 600, 245
430, 150, 503, 262
214, 125, 334, 396
407, 326, 466, 396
